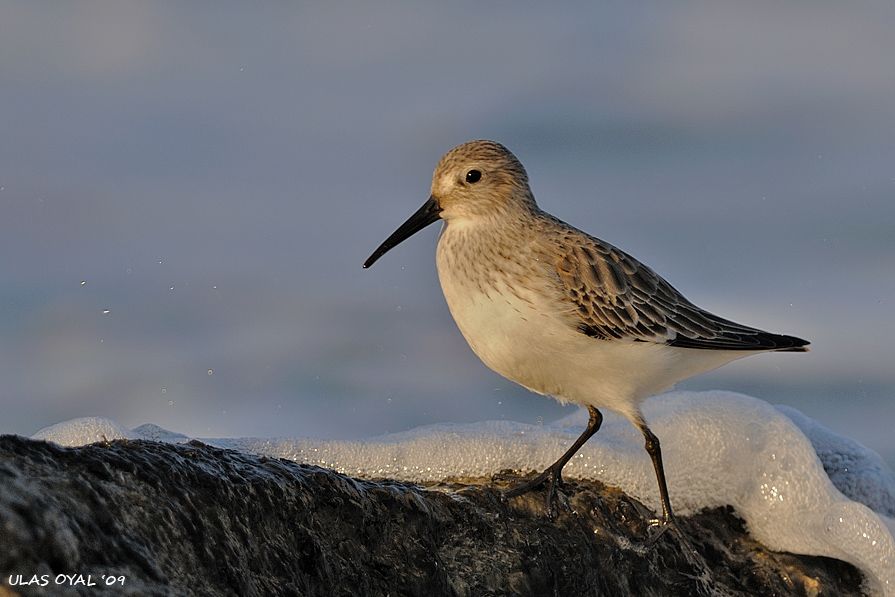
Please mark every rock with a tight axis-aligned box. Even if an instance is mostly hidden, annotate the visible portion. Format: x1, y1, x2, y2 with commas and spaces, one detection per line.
0, 435, 865, 596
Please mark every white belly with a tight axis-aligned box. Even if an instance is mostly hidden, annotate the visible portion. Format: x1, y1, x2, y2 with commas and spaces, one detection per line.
437, 270, 570, 395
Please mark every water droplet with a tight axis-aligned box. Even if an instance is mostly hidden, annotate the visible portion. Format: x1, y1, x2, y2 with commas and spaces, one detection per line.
169, 285, 175, 291
386, 397, 393, 404
207, 369, 214, 376
80, 280, 87, 287
212, 285, 218, 290
102, 308, 111, 315
158, 259, 163, 264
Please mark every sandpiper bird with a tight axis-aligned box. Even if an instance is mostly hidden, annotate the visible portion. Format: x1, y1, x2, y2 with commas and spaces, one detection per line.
363, 140, 808, 527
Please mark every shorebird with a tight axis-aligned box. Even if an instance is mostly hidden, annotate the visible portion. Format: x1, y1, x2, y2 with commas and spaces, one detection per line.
363, 140, 808, 528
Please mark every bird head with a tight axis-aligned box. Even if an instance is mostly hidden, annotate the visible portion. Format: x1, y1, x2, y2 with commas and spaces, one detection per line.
364, 140, 534, 268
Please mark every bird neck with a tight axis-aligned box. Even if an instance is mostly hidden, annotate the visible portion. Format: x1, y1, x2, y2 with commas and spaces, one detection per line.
437, 206, 541, 281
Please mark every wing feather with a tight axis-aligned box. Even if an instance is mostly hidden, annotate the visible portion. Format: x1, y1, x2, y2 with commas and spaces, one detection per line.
546, 227, 809, 352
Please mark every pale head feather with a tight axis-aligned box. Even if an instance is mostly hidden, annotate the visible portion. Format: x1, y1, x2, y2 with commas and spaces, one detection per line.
431, 140, 538, 221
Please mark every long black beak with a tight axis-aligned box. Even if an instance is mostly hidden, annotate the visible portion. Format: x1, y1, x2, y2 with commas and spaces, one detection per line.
363, 196, 442, 268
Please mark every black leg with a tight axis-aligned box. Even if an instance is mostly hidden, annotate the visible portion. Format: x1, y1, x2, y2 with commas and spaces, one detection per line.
637, 422, 676, 527
504, 406, 602, 515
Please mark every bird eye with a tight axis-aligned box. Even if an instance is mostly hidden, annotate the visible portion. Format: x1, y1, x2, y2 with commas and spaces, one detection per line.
465, 169, 482, 184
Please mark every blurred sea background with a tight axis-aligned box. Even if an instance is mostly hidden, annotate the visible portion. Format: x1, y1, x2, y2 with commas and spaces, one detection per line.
2, 2, 893, 464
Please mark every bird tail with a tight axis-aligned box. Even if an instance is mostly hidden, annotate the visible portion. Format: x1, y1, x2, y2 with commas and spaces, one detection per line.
770, 334, 810, 352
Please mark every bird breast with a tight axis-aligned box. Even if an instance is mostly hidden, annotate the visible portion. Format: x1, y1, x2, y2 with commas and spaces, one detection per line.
434, 220, 582, 398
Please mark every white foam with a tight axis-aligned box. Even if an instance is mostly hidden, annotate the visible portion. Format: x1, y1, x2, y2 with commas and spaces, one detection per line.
32, 391, 895, 594
32, 416, 134, 446
779, 404, 895, 517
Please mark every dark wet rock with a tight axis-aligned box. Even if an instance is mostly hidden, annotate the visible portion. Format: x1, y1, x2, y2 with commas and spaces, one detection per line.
0, 435, 864, 596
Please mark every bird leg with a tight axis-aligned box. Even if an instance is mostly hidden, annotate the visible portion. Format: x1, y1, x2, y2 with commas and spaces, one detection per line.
635, 421, 678, 542
504, 406, 602, 517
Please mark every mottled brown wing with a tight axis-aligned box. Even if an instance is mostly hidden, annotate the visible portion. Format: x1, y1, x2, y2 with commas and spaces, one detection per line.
551, 233, 809, 351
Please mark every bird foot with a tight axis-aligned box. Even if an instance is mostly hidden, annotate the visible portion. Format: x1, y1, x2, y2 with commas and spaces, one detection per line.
628, 500, 677, 545
503, 466, 569, 519
645, 518, 672, 545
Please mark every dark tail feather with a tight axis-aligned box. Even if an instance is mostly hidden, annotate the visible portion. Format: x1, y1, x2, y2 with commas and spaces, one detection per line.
668, 331, 810, 352
772, 334, 810, 352
776, 342, 810, 353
